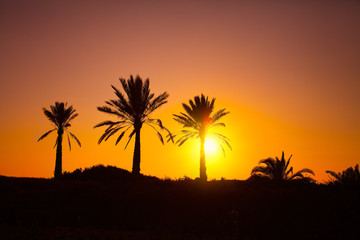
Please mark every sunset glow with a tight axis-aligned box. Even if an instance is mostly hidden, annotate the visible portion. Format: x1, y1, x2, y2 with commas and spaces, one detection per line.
205, 138, 219, 156
0, 0, 359, 181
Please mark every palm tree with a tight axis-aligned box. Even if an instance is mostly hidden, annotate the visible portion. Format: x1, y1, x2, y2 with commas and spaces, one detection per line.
326, 164, 360, 186
251, 151, 315, 181
172, 94, 231, 181
38, 102, 81, 179
94, 75, 172, 175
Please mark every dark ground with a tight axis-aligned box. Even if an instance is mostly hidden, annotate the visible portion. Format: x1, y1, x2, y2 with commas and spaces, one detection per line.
1, 166, 359, 240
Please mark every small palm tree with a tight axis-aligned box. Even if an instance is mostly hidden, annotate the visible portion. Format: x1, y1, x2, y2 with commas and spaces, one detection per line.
172, 94, 231, 181
326, 164, 360, 186
251, 151, 315, 181
94, 75, 172, 175
38, 102, 81, 179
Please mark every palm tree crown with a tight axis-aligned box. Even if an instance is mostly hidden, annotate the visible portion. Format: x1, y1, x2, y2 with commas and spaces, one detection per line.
38, 102, 81, 178
251, 151, 315, 181
172, 94, 231, 181
94, 75, 171, 174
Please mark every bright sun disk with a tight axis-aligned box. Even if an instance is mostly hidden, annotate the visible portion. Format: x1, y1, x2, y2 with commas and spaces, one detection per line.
205, 138, 218, 155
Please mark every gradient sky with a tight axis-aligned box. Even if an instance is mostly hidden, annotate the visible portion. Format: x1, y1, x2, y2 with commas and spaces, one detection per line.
1, 0, 359, 181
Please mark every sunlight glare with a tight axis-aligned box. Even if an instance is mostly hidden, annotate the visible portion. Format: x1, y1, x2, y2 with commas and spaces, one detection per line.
205, 137, 218, 155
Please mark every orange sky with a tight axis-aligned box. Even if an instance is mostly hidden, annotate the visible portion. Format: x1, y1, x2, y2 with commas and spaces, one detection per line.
1, 0, 359, 182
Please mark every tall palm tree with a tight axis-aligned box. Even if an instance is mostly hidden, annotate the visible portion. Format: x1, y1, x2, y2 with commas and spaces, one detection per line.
38, 102, 81, 179
94, 75, 172, 175
172, 94, 231, 181
251, 151, 315, 181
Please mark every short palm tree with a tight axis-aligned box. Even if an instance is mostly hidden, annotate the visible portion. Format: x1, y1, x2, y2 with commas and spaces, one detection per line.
94, 75, 172, 175
251, 151, 315, 181
172, 94, 231, 181
326, 164, 360, 186
38, 102, 81, 179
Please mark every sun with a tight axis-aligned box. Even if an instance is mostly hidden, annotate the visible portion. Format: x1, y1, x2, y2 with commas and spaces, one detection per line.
205, 137, 218, 155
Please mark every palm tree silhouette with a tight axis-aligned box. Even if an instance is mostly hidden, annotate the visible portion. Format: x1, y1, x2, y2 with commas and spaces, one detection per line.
94, 75, 172, 175
172, 94, 231, 181
251, 151, 315, 181
326, 164, 360, 186
38, 102, 81, 179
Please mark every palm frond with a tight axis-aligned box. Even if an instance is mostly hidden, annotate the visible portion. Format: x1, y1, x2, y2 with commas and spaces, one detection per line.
217, 142, 226, 156
112, 125, 132, 146
94, 120, 123, 128
68, 131, 81, 147
176, 132, 198, 146
145, 92, 169, 117
156, 131, 164, 144
142, 78, 150, 99
104, 126, 125, 142
38, 129, 56, 142
124, 129, 136, 149
115, 131, 126, 145
177, 137, 192, 147
147, 118, 174, 143
66, 132, 72, 151
98, 130, 110, 144
289, 172, 304, 180
53, 137, 59, 149
145, 122, 165, 144
326, 170, 341, 181
182, 103, 194, 119
285, 167, 293, 178
119, 77, 132, 100
251, 166, 269, 176
298, 168, 315, 176
173, 113, 197, 128
65, 112, 79, 125
290, 169, 315, 180
284, 153, 292, 170
258, 158, 276, 169
212, 122, 226, 128
42, 109, 56, 125
211, 132, 232, 150
110, 86, 133, 117
211, 109, 229, 124
97, 106, 126, 119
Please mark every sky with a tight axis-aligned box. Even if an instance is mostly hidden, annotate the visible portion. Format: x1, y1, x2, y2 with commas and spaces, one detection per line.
1, 0, 359, 181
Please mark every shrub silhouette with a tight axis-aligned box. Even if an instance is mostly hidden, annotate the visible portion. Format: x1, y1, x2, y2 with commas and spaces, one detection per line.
94, 75, 172, 175
251, 151, 315, 182
172, 94, 231, 181
38, 102, 81, 179
62, 165, 131, 182
61, 165, 161, 185
326, 164, 360, 187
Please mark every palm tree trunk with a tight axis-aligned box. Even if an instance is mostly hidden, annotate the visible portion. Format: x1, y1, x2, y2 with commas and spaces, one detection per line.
132, 127, 141, 175
54, 130, 63, 179
200, 134, 207, 181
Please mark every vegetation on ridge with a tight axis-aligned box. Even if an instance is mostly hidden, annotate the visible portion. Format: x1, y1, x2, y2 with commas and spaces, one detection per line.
251, 151, 315, 182
326, 164, 360, 187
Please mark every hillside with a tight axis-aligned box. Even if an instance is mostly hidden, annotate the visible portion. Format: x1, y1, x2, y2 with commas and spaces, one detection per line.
1, 166, 359, 240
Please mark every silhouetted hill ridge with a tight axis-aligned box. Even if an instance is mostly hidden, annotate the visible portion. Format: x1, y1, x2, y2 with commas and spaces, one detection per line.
0, 165, 359, 240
